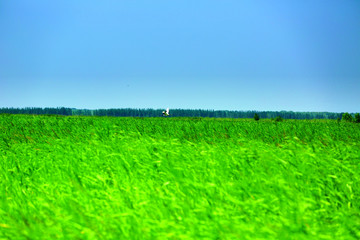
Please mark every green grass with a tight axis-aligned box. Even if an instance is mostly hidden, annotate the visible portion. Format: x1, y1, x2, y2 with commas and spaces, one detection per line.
1, 115, 360, 239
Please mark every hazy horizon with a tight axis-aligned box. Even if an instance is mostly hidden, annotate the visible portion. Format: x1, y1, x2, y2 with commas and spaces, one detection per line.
0, 106, 357, 114
1, 1, 359, 112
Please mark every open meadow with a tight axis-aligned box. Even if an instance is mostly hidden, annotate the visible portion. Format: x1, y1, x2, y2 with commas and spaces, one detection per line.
1, 114, 360, 239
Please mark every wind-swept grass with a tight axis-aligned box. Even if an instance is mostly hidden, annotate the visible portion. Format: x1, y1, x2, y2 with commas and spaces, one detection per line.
1, 115, 359, 239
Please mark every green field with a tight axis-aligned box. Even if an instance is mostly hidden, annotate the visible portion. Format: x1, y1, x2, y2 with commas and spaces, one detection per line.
1, 115, 359, 239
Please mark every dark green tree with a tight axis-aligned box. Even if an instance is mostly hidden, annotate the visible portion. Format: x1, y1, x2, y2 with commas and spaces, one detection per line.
254, 113, 260, 121
275, 116, 283, 122
355, 113, 360, 123
342, 112, 353, 122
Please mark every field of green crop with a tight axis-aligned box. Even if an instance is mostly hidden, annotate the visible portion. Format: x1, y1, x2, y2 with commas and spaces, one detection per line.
1, 114, 360, 239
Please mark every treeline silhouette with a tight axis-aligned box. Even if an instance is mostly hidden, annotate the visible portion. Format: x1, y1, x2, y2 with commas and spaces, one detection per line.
0, 107, 347, 119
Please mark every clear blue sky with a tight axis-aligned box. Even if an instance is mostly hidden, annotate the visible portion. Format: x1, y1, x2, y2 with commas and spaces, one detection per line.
1, 0, 359, 112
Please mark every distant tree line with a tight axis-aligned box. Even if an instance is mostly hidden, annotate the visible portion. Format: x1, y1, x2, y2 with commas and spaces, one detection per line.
1, 107, 358, 120
0, 107, 72, 116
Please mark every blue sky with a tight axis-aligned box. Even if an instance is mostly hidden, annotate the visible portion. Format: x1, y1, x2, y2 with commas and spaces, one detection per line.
1, 0, 359, 112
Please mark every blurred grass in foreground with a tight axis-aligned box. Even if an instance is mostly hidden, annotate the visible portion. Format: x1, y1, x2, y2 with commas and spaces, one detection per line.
0, 115, 359, 239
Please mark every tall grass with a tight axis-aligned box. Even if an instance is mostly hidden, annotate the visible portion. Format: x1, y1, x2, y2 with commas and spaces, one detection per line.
1, 115, 359, 239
